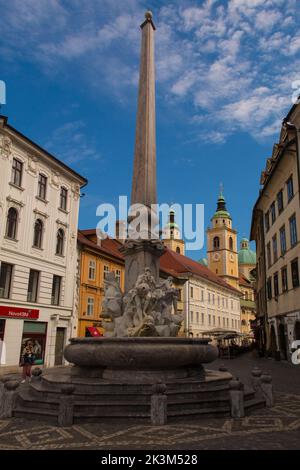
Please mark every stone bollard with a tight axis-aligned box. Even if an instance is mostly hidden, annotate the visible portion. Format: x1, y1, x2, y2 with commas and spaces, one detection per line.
229, 378, 245, 419
31, 368, 43, 384
251, 367, 262, 392
0, 376, 11, 417
151, 382, 167, 426
58, 384, 75, 427
260, 373, 274, 407
1, 380, 20, 418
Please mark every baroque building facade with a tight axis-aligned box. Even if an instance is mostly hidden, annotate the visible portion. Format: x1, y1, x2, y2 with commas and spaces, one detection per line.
0, 116, 87, 371
251, 101, 300, 361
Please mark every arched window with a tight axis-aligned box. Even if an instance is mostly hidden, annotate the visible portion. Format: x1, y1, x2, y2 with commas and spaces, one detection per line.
213, 236, 220, 249
33, 219, 43, 248
56, 229, 65, 255
176, 246, 181, 254
229, 237, 233, 250
6, 207, 18, 239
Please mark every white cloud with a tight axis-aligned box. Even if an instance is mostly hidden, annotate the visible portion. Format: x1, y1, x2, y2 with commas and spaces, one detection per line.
45, 121, 101, 165
0, 0, 299, 144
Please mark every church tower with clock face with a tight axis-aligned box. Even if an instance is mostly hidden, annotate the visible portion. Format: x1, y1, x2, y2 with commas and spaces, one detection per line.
207, 188, 239, 290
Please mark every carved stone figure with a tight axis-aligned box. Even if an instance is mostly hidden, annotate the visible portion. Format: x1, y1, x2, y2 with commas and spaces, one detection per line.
101, 268, 183, 337
101, 272, 123, 336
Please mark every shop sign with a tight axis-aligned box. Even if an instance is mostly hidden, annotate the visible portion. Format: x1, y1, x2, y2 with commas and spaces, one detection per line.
0, 306, 39, 320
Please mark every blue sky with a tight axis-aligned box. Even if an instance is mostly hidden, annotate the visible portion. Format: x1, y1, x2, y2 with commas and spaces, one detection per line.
1, 0, 300, 260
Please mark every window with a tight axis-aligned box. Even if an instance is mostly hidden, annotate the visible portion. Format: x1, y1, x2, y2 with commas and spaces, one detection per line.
0, 263, 13, 299
277, 190, 284, 214
51, 275, 62, 305
208, 314, 211, 326
115, 269, 121, 285
103, 265, 109, 280
56, 229, 65, 256
6, 207, 18, 239
190, 286, 194, 298
213, 236, 220, 249
213, 315, 215, 325
176, 246, 181, 254
208, 292, 210, 303
33, 219, 43, 248
223, 318, 225, 327
190, 311, 194, 323
274, 272, 279, 298
270, 202, 276, 224
265, 211, 270, 232
289, 214, 298, 248
60, 187, 68, 211
88, 260, 96, 280
11, 158, 23, 187
291, 259, 299, 288
272, 234, 278, 263
267, 277, 272, 300
229, 237, 233, 250
20, 321, 47, 366
201, 290, 204, 302
267, 242, 271, 268
38, 174, 47, 200
201, 312, 204, 324
218, 316, 221, 326
27, 270, 39, 303
281, 267, 288, 292
287, 176, 294, 202
280, 226, 287, 255
196, 312, 199, 323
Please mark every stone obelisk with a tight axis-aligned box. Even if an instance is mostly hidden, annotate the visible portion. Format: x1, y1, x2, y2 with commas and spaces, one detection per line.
122, 11, 164, 292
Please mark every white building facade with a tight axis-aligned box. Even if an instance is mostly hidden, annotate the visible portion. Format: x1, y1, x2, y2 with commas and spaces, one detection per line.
0, 116, 87, 371
184, 276, 241, 337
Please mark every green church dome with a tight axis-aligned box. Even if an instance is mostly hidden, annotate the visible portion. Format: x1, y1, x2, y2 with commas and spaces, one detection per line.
238, 238, 256, 265
198, 257, 208, 267
212, 188, 231, 220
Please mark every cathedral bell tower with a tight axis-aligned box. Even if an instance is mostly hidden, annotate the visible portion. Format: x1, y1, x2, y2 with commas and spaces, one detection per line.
162, 210, 185, 255
207, 187, 239, 289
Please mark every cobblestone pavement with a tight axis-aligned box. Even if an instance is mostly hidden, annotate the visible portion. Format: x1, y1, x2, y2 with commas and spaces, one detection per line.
1, 352, 300, 450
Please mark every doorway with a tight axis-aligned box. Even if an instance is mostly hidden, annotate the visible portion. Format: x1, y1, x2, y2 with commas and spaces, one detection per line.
295, 322, 300, 341
278, 323, 287, 360
270, 325, 277, 356
0, 320, 5, 340
54, 327, 66, 366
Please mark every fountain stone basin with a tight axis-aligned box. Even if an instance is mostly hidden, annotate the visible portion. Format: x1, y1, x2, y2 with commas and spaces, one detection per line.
64, 337, 218, 382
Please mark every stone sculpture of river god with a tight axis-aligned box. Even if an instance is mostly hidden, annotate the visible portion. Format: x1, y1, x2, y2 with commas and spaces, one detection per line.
101, 269, 183, 338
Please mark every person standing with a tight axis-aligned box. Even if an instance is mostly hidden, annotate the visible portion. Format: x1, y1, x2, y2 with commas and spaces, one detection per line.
20, 342, 35, 383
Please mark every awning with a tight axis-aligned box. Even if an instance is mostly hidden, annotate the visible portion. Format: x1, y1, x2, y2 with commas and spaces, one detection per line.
86, 327, 102, 337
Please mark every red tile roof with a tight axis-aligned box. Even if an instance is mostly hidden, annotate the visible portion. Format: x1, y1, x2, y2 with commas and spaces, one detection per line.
160, 248, 241, 295
238, 273, 252, 288
77, 230, 124, 261
77, 229, 241, 294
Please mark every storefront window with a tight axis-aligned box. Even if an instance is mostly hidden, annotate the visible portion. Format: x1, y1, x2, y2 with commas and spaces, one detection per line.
20, 321, 47, 366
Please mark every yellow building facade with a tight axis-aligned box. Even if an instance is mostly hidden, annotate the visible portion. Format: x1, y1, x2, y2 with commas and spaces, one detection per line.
77, 230, 125, 337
